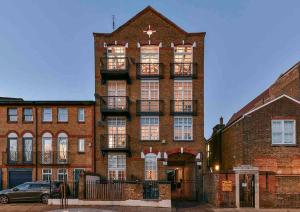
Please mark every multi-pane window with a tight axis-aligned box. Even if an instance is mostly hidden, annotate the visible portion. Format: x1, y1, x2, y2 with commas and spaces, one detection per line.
108, 117, 126, 148
107, 46, 126, 70
58, 108, 68, 122
42, 133, 52, 164
174, 45, 193, 75
108, 154, 126, 180
57, 169, 67, 181
78, 108, 85, 122
23, 108, 33, 122
23, 133, 33, 162
57, 133, 68, 164
272, 120, 296, 145
42, 169, 52, 182
145, 153, 157, 180
107, 81, 127, 109
78, 138, 85, 153
43, 108, 52, 122
8, 133, 18, 162
141, 117, 159, 141
8, 108, 17, 122
141, 80, 159, 112
140, 46, 159, 75
174, 80, 193, 112
174, 117, 193, 140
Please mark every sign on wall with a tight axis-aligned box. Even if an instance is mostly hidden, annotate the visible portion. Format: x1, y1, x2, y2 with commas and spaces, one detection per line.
222, 180, 233, 192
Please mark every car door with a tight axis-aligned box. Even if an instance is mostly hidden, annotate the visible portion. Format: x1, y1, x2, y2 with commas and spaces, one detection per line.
8, 183, 30, 201
26, 184, 43, 201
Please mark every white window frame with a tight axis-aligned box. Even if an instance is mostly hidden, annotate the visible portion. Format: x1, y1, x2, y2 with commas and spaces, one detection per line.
43, 108, 52, 122
78, 138, 85, 153
78, 108, 85, 122
140, 116, 160, 141
42, 168, 52, 182
141, 80, 159, 100
271, 119, 296, 145
107, 46, 126, 70
58, 108, 68, 122
8, 108, 18, 122
145, 153, 157, 180
108, 154, 126, 180
174, 116, 193, 141
57, 168, 68, 181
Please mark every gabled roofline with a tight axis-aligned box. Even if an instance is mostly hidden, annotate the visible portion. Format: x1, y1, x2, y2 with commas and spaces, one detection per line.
93, 6, 205, 37
223, 94, 300, 132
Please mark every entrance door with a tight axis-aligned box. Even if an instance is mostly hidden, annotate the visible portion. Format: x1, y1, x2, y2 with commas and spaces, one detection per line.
167, 168, 184, 200
239, 174, 255, 207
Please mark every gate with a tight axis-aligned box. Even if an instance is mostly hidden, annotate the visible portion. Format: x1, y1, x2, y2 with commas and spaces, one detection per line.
85, 180, 125, 200
239, 174, 255, 207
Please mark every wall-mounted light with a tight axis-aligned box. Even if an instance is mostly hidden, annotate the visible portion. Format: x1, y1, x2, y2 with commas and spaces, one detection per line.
215, 164, 220, 172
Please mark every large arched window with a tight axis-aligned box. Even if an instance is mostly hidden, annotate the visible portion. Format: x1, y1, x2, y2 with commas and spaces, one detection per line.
8, 132, 18, 162
57, 133, 68, 164
42, 132, 52, 164
145, 153, 157, 180
23, 132, 33, 163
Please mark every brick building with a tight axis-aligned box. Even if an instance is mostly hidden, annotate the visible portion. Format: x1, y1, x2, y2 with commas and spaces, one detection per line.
206, 62, 300, 208
93, 6, 205, 201
0, 98, 95, 189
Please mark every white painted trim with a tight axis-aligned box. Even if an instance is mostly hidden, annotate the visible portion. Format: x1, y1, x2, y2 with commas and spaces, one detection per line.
48, 199, 171, 208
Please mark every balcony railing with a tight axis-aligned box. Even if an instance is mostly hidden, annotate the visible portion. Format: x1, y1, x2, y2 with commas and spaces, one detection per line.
38, 151, 70, 165
100, 134, 131, 156
100, 57, 130, 83
100, 96, 130, 118
136, 100, 164, 116
170, 63, 198, 78
170, 100, 197, 115
136, 63, 163, 79
3, 151, 35, 165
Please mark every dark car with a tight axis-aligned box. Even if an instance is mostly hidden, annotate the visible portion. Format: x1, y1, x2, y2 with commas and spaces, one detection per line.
0, 181, 50, 204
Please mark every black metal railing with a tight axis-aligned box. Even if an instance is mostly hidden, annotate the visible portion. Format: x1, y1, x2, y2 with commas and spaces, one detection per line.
170, 62, 198, 78
101, 134, 130, 155
100, 57, 130, 83
143, 181, 159, 200
136, 63, 163, 79
38, 151, 70, 165
3, 151, 35, 165
50, 180, 79, 199
100, 96, 129, 113
136, 100, 164, 115
170, 100, 197, 115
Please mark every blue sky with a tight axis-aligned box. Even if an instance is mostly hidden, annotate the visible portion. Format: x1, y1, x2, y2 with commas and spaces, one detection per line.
0, 0, 299, 137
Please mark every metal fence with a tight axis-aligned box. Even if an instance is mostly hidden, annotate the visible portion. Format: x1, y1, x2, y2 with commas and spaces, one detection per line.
49, 181, 79, 199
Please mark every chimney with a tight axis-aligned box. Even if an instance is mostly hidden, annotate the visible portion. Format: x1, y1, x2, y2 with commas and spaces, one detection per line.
220, 116, 224, 125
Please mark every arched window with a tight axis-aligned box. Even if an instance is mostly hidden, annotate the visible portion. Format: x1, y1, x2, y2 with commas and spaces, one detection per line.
57, 133, 68, 164
8, 132, 18, 162
23, 132, 33, 162
42, 132, 52, 164
145, 153, 157, 180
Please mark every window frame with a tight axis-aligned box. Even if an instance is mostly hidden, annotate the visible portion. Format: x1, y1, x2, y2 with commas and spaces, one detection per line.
42, 168, 52, 182
107, 154, 126, 181
7, 108, 18, 122
174, 116, 193, 141
78, 108, 85, 123
42, 108, 52, 123
144, 153, 158, 181
23, 108, 33, 122
140, 116, 160, 141
57, 108, 68, 123
57, 168, 68, 181
271, 119, 296, 145
78, 138, 85, 153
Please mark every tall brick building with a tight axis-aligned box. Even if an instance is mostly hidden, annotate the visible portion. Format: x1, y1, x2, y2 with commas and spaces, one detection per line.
206, 62, 300, 208
94, 6, 205, 200
0, 98, 94, 189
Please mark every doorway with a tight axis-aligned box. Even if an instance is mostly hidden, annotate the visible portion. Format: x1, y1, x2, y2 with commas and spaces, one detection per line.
239, 174, 255, 207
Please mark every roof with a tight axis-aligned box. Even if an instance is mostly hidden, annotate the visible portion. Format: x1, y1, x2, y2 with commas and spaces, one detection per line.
0, 100, 95, 106
0, 97, 23, 102
226, 61, 300, 127
93, 6, 205, 37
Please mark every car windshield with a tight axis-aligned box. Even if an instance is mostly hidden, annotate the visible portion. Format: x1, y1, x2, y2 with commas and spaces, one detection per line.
14, 183, 30, 191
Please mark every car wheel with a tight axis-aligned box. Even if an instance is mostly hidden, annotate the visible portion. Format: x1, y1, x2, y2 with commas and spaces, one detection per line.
0, 195, 9, 204
41, 194, 49, 204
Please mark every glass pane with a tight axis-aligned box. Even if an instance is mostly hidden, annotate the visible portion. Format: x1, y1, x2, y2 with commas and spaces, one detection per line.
9, 138, 18, 162
24, 138, 32, 162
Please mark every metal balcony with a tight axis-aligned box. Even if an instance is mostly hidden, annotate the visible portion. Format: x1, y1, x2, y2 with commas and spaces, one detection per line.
38, 151, 70, 165
136, 63, 163, 79
100, 96, 130, 118
170, 100, 198, 115
100, 57, 130, 84
170, 63, 198, 78
136, 100, 164, 116
100, 134, 131, 156
3, 151, 35, 165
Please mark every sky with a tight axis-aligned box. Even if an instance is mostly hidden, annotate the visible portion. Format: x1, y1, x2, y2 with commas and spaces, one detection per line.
0, 0, 299, 138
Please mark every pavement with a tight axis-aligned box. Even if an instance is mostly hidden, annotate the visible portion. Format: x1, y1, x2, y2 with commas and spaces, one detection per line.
0, 203, 300, 212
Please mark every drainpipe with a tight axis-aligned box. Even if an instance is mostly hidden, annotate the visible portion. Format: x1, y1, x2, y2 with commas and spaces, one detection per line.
93, 103, 96, 173
35, 104, 38, 180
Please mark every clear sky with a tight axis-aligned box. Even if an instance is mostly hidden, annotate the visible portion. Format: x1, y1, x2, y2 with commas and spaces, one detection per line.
0, 0, 299, 138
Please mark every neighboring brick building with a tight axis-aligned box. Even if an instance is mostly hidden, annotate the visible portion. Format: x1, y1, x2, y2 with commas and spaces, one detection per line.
206, 62, 300, 208
0, 98, 95, 189
94, 6, 205, 201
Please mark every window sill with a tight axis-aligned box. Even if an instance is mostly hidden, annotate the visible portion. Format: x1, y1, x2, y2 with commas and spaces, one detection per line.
42, 121, 53, 123
57, 121, 69, 124
7, 121, 18, 124
140, 140, 160, 142
22, 121, 34, 124
173, 140, 194, 142
77, 151, 85, 154
271, 144, 297, 147
77, 121, 85, 124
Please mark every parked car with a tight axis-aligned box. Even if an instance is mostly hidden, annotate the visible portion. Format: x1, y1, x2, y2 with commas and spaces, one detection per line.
0, 181, 50, 204
50, 181, 71, 198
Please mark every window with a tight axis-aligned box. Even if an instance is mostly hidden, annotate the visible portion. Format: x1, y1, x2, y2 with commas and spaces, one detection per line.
107, 46, 126, 70
57, 169, 67, 181
58, 108, 68, 122
23, 133, 33, 162
8, 132, 18, 162
174, 80, 193, 112
272, 120, 296, 145
57, 133, 68, 164
141, 117, 159, 141
78, 108, 85, 122
107, 81, 127, 109
140, 80, 159, 112
42, 169, 52, 182
145, 153, 157, 180
108, 117, 126, 148
140, 45, 159, 75
43, 108, 52, 122
42, 133, 52, 164
8, 108, 17, 122
174, 117, 193, 140
174, 45, 193, 75
78, 138, 85, 153
74, 168, 85, 182
23, 108, 33, 122
108, 154, 126, 180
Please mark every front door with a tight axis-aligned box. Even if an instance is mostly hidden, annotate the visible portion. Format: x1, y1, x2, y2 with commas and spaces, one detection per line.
167, 168, 184, 200
239, 174, 255, 207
